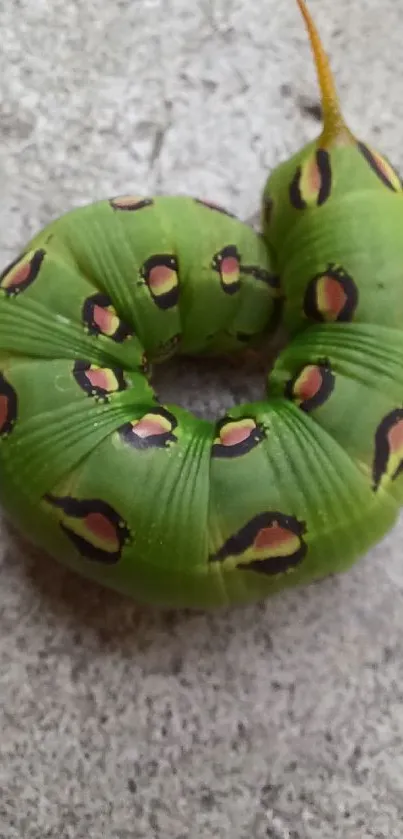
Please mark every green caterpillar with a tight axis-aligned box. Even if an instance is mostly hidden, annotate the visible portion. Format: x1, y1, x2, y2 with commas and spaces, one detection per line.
1, 0, 402, 609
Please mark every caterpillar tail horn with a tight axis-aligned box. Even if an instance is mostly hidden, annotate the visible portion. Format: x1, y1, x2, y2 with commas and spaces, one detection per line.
295, 0, 354, 146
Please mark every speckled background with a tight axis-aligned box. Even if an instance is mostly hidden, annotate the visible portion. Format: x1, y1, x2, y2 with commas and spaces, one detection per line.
1, 1, 403, 837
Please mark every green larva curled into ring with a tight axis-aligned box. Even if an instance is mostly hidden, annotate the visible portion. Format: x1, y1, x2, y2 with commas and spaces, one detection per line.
0, 0, 402, 609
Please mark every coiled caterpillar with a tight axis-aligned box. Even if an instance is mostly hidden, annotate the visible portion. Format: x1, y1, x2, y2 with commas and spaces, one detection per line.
0, 0, 402, 609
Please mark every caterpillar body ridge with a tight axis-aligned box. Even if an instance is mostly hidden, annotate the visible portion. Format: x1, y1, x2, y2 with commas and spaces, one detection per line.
0, 0, 402, 609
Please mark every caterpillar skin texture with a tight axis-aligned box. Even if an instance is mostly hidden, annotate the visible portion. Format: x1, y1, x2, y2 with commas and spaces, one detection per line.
0, 0, 402, 609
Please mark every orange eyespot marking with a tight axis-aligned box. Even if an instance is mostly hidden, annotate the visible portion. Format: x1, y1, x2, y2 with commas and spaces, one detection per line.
304, 264, 358, 322
0, 249, 45, 296
82, 293, 132, 342
212, 245, 241, 294
117, 407, 178, 450
357, 143, 402, 192
373, 408, 403, 492
193, 198, 237, 218
285, 361, 335, 413
212, 417, 265, 458
73, 361, 127, 401
209, 512, 307, 575
44, 494, 130, 564
0, 373, 18, 436
140, 254, 179, 310
289, 148, 332, 210
109, 195, 154, 211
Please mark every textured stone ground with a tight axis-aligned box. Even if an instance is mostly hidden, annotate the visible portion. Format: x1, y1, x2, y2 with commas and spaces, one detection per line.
1, 1, 403, 837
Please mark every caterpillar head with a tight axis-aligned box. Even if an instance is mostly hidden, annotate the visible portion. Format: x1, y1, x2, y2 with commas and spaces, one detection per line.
262, 0, 402, 254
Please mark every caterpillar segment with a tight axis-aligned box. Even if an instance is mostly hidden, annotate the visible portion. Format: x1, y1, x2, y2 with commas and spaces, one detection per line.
0, 1, 401, 608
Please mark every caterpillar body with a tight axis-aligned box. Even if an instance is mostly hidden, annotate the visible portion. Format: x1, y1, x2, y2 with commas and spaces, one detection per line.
0, 0, 402, 609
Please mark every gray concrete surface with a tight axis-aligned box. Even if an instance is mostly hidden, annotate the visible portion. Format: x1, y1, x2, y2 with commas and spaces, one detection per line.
1, 1, 403, 837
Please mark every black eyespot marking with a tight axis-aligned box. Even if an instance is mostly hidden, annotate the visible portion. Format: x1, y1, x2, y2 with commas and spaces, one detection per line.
285, 360, 335, 412
289, 168, 304, 210
304, 264, 358, 323
289, 148, 332, 210
0, 249, 45, 296
0, 373, 18, 436
315, 149, 332, 206
212, 416, 265, 458
117, 407, 178, 450
109, 196, 154, 211
82, 293, 133, 342
73, 360, 127, 401
140, 254, 179, 310
357, 143, 402, 192
44, 494, 130, 564
373, 408, 403, 492
209, 511, 307, 575
212, 245, 241, 294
